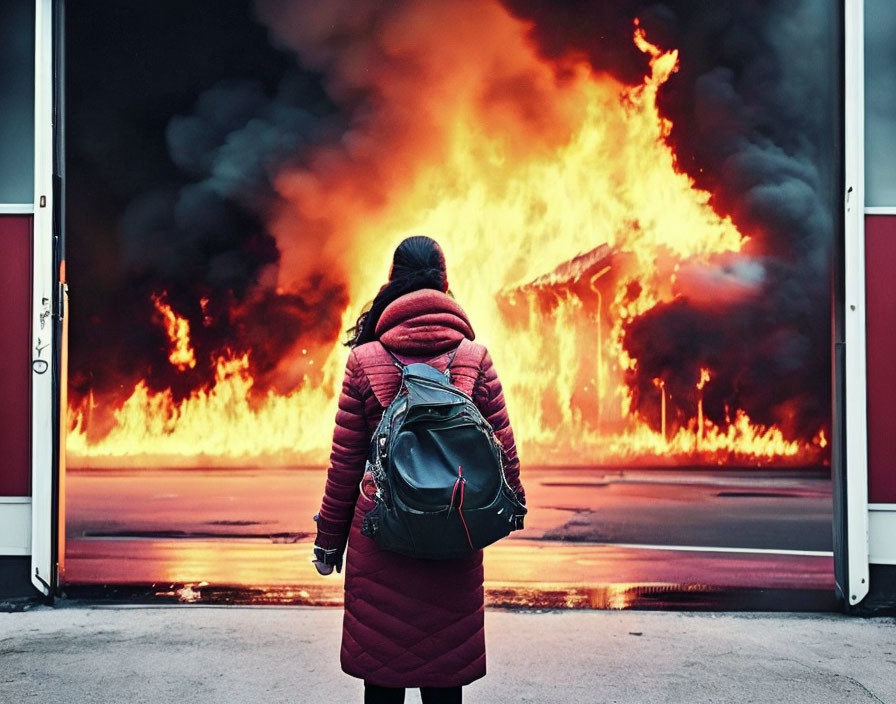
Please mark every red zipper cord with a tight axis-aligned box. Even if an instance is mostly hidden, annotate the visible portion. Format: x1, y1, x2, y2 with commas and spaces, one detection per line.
456, 465, 474, 550
449, 477, 461, 514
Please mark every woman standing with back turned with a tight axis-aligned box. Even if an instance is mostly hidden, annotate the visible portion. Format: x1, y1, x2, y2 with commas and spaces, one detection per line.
311, 235, 527, 704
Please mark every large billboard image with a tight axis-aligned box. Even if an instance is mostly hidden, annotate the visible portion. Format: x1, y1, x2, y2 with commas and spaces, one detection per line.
62, 0, 839, 608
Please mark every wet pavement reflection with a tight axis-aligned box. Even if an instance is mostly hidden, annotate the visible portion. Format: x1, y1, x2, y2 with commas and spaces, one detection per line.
62, 466, 835, 609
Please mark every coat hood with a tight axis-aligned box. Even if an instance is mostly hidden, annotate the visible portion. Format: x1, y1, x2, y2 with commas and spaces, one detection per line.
375, 289, 475, 354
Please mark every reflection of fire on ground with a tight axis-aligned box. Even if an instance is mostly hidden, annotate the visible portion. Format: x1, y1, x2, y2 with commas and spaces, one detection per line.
67, 5, 829, 469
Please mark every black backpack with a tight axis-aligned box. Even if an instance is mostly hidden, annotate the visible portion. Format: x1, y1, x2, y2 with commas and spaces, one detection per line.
359, 347, 527, 559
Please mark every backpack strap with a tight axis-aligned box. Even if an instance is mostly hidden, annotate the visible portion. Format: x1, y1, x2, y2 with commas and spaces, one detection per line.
382, 346, 405, 370
443, 339, 485, 397
356, 340, 472, 408
354, 343, 404, 408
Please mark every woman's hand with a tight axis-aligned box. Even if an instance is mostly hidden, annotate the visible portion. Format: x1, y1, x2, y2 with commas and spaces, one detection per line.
312, 513, 344, 575
312, 535, 344, 576
312, 557, 342, 576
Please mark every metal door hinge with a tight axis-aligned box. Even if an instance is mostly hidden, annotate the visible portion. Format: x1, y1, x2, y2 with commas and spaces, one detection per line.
55, 282, 67, 320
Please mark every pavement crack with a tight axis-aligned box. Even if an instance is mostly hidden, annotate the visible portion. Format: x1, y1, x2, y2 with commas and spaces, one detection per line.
841, 675, 886, 704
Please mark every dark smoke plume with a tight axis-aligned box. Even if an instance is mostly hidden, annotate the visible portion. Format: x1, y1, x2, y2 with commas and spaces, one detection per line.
67, 2, 347, 408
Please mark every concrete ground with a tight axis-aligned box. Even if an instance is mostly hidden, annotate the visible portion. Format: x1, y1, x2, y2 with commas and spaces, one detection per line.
1, 604, 894, 703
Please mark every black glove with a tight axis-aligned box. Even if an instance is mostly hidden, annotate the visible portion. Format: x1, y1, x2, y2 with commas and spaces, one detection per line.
312, 512, 344, 575
312, 545, 343, 575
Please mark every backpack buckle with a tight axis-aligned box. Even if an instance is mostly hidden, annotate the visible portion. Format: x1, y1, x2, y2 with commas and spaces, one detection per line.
361, 514, 378, 537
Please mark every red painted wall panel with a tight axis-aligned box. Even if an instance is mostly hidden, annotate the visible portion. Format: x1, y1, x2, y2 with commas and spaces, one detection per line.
866, 215, 896, 504
0, 215, 31, 496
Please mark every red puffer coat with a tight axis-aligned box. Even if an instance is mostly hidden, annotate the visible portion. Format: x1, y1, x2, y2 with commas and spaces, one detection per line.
313, 288, 525, 687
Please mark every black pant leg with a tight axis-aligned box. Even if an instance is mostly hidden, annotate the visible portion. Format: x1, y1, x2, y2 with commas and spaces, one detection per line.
364, 682, 406, 704
420, 686, 462, 704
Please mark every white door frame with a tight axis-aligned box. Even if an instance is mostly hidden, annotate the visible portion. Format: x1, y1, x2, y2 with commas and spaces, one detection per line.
31, 0, 56, 596
843, 0, 870, 606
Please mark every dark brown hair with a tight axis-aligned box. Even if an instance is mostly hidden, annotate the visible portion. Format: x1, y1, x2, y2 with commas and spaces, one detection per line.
346, 235, 448, 348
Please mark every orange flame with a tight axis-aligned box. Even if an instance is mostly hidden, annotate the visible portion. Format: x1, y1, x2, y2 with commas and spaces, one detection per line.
696, 368, 711, 391
696, 368, 710, 449
68, 354, 334, 465
68, 12, 826, 468
652, 378, 667, 441
151, 293, 197, 371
